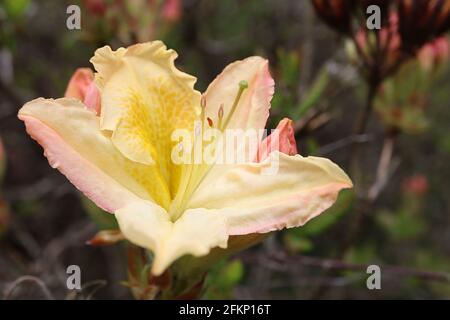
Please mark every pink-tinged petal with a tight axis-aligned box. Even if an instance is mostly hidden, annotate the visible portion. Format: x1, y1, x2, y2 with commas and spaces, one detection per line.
203, 56, 274, 132
64, 68, 95, 101
19, 115, 140, 212
65, 68, 101, 115
83, 82, 101, 115
188, 152, 352, 235
18, 98, 163, 213
256, 118, 297, 162
115, 201, 228, 276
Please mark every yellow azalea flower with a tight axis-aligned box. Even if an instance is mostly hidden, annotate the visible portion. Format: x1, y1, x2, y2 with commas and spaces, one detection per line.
18, 41, 352, 276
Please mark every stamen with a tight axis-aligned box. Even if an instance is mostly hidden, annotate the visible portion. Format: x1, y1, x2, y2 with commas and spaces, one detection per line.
218, 103, 224, 129
195, 121, 202, 137
200, 95, 206, 126
221, 80, 248, 130
201, 95, 207, 108
239, 80, 249, 89
171, 83, 248, 221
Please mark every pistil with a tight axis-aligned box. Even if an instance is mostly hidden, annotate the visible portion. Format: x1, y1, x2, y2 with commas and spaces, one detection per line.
169, 81, 249, 221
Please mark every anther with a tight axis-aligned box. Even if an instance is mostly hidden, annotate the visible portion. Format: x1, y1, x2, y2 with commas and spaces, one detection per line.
200, 95, 206, 124
221, 80, 249, 130
201, 95, 207, 109
239, 80, 248, 90
218, 104, 224, 129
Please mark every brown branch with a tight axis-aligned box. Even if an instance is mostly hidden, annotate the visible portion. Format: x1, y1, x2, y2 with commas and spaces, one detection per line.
0, 77, 26, 107
316, 133, 374, 156
349, 83, 378, 193
368, 130, 399, 201
3, 275, 54, 300
243, 252, 450, 284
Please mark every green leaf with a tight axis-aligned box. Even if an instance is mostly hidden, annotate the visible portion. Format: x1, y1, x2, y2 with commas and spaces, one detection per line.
81, 196, 118, 230
305, 138, 319, 155
301, 189, 355, 236
277, 48, 300, 87
220, 260, 244, 286
283, 233, 313, 252
296, 67, 329, 118
3, 0, 29, 19
377, 209, 425, 240
203, 259, 244, 299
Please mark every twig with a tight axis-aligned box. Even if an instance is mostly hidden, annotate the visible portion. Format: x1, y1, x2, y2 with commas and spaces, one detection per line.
298, 0, 314, 98
368, 130, 398, 200
3, 275, 54, 300
8, 220, 42, 259
66, 280, 108, 300
351, 31, 372, 71
0, 77, 27, 108
316, 134, 375, 156
3, 176, 67, 201
248, 275, 361, 290
349, 83, 378, 191
243, 252, 450, 284
32, 220, 97, 286
293, 109, 321, 134
342, 130, 399, 256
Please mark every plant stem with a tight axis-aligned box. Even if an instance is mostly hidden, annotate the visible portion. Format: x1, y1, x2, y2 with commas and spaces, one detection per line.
349, 82, 378, 192
368, 129, 398, 200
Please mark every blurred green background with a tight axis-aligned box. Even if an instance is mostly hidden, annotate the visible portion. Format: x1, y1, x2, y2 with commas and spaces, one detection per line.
0, 0, 449, 299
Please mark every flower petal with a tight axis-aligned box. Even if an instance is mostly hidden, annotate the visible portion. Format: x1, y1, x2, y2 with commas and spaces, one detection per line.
83, 82, 102, 115
203, 56, 274, 131
90, 41, 201, 197
64, 68, 94, 100
188, 151, 352, 235
65, 68, 101, 115
115, 201, 228, 275
256, 117, 297, 161
18, 98, 171, 211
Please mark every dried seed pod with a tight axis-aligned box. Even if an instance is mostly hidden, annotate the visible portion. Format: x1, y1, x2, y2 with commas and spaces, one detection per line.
312, 0, 356, 34
397, 0, 450, 51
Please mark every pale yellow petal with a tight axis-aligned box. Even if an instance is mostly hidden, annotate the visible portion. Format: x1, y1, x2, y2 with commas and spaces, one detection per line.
115, 201, 228, 276
18, 98, 170, 210
188, 151, 353, 235
115, 201, 172, 255
203, 56, 274, 131
90, 41, 201, 198
158, 209, 228, 274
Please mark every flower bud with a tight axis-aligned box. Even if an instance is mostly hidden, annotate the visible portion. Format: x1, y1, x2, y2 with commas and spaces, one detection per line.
402, 175, 429, 196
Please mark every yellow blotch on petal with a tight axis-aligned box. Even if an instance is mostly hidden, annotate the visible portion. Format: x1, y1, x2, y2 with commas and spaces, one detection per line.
90, 41, 201, 206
